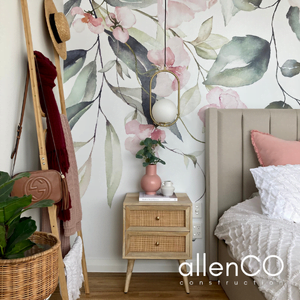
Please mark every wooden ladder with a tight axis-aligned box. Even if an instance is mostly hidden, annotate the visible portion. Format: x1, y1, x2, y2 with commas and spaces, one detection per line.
20, 0, 90, 299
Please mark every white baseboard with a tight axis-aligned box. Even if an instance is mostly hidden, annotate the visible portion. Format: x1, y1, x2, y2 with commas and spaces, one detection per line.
86, 258, 202, 273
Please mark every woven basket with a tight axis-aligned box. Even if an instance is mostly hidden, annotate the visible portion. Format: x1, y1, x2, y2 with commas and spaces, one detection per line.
0, 231, 60, 300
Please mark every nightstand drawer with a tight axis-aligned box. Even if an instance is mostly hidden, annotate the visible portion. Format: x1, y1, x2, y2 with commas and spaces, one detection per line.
129, 234, 186, 253
129, 210, 185, 227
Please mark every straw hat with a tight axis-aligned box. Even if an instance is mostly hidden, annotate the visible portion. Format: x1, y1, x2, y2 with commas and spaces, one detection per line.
44, 0, 70, 60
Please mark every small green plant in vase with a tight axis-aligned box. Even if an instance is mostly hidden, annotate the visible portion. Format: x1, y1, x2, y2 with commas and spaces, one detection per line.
135, 138, 165, 195
135, 137, 166, 167
0, 171, 54, 259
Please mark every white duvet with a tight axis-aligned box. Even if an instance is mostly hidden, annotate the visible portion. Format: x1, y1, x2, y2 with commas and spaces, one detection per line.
215, 196, 300, 300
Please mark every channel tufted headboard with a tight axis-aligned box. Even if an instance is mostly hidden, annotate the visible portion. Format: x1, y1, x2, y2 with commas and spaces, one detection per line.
205, 108, 300, 280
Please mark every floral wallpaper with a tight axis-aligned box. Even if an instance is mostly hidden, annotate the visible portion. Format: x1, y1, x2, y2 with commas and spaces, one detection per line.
63, 0, 300, 207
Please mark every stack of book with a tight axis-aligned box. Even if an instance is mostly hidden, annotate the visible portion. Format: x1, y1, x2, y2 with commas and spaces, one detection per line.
139, 192, 178, 201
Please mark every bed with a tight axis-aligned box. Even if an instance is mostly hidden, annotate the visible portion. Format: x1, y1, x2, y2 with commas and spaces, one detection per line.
205, 108, 300, 300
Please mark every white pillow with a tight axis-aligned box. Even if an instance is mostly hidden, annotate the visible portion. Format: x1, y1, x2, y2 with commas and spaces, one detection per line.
250, 164, 300, 223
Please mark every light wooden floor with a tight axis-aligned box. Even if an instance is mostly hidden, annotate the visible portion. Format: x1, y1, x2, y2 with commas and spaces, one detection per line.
50, 273, 229, 300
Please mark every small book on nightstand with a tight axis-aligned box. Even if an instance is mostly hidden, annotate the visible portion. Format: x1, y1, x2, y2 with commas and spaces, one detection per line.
139, 192, 178, 201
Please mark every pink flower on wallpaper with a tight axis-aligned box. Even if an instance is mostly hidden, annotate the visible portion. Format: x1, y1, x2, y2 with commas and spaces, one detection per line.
147, 37, 190, 97
157, 0, 217, 29
125, 120, 166, 155
105, 7, 136, 43
71, 7, 104, 34
198, 87, 247, 125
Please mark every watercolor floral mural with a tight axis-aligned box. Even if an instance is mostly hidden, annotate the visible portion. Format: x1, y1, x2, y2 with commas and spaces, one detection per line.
63, 0, 300, 207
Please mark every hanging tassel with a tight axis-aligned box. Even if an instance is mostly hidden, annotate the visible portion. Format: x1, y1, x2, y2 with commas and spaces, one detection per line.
61, 174, 69, 210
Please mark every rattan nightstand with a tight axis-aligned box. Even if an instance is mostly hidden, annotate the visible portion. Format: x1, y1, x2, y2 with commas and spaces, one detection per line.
122, 193, 192, 293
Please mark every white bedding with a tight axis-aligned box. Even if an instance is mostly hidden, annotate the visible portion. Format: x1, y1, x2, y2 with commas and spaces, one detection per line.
215, 196, 300, 300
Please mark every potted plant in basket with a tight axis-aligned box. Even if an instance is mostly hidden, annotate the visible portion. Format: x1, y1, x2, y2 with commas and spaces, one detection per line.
135, 137, 165, 195
0, 171, 60, 299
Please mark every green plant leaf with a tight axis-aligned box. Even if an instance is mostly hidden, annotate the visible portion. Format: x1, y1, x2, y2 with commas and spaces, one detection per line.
118, 60, 131, 79
105, 0, 156, 8
105, 122, 123, 208
107, 82, 143, 113
180, 85, 201, 117
287, 6, 300, 41
73, 141, 91, 152
6, 218, 36, 253
6, 215, 21, 240
220, 0, 240, 26
0, 172, 30, 203
232, 0, 261, 11
0, 195, 32, 223
265, 101, 292, 109
65, 60, 97, 107
64, 0, 82, 26
98, 60, 116, 73
5, 239, 36, 258
204, 35, 270, 87
67, 101, 95, 130
78, 154, 92, 199
0, 224, 6, 255
64, 50, 87, 83
281, 59, 300, 77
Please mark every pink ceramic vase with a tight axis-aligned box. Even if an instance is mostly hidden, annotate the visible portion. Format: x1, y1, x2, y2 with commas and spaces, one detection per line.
141, 164, 161, 195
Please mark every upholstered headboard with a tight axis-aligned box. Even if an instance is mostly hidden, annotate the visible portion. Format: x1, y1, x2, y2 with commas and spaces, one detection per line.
205, 108, 300, 279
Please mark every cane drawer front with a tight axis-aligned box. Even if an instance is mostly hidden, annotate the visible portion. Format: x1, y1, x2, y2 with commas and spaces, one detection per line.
128, 208, 186, 228
125, 232, 191, 258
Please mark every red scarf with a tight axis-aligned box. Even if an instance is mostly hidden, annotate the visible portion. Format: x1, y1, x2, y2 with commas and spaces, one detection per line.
34, 51, 71, 221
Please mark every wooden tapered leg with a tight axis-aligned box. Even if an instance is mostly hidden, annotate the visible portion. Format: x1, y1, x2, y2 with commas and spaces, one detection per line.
48, 206, 69, 300
124, 259, 135, 293
178, 260, 190, 294
77, 230, 90, 294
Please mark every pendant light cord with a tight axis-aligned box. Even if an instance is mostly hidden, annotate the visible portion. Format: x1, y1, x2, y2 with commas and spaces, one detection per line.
164, 0, 167, 68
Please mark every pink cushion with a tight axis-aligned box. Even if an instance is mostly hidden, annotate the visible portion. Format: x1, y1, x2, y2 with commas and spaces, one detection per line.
251, 130, 300, 166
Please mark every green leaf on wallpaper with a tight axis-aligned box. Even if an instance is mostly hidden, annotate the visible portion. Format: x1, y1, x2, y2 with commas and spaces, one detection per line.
105, 122, 122, 208
127, 28, 162, 50
124, 109, 143, 126
265, 101, 292, 109
106, 30, 157, 124
98, 60, 116, 73
118, 60, 131, 79
64, 50, 87, 83
220, 0, 240, 26
281, 59, 300, 77
73, 139, 93, 152
66, 61, 97, 107
191, 17, 213, 46
116, 61, 124, 80
232, 0, 261, 11
180, 85, 201, 117
183, 151, 204, 168
64, 0, 82, 27
105, 0, 156, 9
107, 82, 143, 114
78, 154, 92, 198
169, 123, 183, 142
204, 34, 229, 50
195, 43, 217, 60
204, 35, 270, 87
67, 101, 95, 130
287, 7, 300, 41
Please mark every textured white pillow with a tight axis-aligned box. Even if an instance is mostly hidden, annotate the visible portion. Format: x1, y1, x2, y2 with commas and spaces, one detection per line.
250, 164, 300, 223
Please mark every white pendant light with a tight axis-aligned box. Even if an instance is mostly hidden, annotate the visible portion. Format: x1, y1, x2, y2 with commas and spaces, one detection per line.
149, 0, 181, 127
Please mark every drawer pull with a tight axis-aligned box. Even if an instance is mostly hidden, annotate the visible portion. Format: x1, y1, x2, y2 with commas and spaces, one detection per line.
156, 216, 160, 220
155, 242, 160, 246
